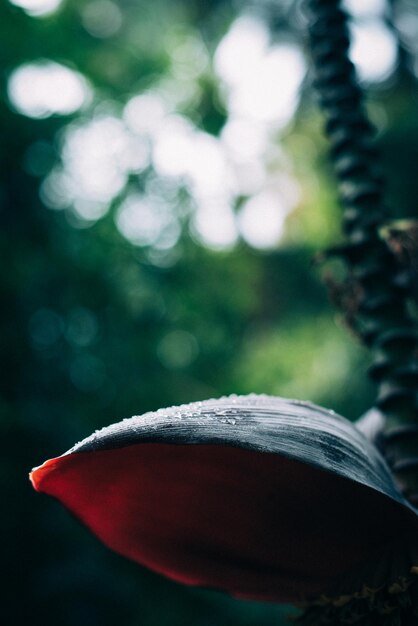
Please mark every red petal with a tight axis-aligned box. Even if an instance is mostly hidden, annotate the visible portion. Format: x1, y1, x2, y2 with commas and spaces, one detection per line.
31, 442, 417, 603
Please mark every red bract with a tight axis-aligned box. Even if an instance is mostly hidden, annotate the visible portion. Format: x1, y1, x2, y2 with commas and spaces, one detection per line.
31, 395, 418, 605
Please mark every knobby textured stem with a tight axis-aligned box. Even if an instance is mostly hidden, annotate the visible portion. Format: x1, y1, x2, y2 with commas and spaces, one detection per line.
306, 0, 418, 502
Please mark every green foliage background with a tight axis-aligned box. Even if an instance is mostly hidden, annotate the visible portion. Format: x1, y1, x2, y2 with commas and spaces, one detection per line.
2, 0, 418, 624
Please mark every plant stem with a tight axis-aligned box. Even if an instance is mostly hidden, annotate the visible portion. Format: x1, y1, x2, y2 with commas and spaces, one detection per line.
306, 0, 418, 502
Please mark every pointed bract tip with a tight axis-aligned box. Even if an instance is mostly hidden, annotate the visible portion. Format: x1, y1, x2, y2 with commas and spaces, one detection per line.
29, 457, 60, 492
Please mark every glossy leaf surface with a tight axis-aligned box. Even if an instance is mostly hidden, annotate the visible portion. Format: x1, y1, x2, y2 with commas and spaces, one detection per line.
31, 395, 418, 603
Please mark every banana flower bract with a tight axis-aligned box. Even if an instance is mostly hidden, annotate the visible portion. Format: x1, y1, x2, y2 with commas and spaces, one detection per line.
31, 395, 418, 624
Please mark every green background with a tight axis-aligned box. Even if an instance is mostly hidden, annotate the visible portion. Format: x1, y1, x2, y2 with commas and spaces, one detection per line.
2, 0, 418, 623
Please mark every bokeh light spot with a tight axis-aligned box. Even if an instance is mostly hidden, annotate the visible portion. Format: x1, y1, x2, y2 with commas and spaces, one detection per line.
8, 61, 91, 118
239, 190, 288, 249
343, 0, 386, 19
215, 16, 269, 87
65, 307, 98, 347
81, 0, 123, 39
41, 115, 149, 221
350, 20, 397, 82
124, 93, 168, 135
157, 330, 199, 369
116, 194, 180, 249
192, 203, 238, 250
215, 16, 306, 126
9, 0, 62, 17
